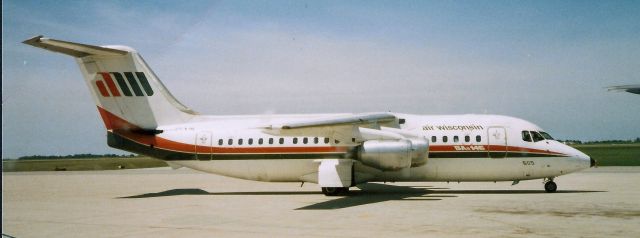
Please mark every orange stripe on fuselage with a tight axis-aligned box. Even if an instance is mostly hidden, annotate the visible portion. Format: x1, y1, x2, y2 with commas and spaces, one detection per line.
96, 106, 140, 131
429, 145, 566, 156
97, 106, 348, 154
117, 129, 348, 154
96, 106, 564, 156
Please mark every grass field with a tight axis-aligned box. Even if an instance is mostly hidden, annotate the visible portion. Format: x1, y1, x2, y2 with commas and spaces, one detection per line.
2, 157, 168, 172
572, 143, 640, 166
2, 144, 638, 172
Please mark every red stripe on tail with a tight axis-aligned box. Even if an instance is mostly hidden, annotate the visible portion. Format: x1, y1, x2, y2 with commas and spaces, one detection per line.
100, 72, 121, 97
95, 80, 110, 97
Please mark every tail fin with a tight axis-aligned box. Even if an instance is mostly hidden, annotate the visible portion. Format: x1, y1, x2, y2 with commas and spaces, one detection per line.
23, 36, 196, 131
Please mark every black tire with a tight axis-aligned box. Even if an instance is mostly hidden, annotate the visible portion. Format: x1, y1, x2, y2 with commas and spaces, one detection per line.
321, 187, 349, 196
544, 181, 557, 193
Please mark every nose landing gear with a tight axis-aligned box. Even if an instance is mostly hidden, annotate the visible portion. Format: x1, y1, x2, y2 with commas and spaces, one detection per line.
543, 178, 557, 193
321, 187, 349, 196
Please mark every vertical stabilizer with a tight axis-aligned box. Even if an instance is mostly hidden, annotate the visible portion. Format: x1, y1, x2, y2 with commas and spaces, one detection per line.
23, 36, 196, 131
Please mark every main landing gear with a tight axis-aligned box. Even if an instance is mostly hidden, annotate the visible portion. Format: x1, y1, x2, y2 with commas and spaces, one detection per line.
544, 178, 557, 193
321, 187, 349, 196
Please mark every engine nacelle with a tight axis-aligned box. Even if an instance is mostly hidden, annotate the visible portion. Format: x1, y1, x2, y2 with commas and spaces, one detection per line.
358, 139, 429, 171
408, 138, 429, 167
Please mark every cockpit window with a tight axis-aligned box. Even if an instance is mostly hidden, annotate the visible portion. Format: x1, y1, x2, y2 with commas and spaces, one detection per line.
539, 131, 554, 140
530, 131, 545, 142
522, 131, 532, 142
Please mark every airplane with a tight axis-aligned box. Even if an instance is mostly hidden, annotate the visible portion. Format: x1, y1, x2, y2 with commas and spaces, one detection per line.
607, 85, 640, 95
23, 35, 595, 196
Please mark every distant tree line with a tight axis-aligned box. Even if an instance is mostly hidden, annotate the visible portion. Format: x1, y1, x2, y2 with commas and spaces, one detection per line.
559, 138, 640, 145
16, 154, 138, 160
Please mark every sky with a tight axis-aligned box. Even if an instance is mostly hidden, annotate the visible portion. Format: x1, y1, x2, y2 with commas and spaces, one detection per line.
2, 0, 639, 158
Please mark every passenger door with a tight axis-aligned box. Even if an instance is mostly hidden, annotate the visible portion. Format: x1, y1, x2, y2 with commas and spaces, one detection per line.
195, 132, 212, 160
487, 127, 507, 159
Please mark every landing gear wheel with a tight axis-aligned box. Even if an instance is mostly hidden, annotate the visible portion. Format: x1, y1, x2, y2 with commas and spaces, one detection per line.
544, 181, 557, 193
321, 187, 349, 196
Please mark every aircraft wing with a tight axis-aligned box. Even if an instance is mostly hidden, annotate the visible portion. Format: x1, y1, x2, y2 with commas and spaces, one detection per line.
262, 113, 400, 143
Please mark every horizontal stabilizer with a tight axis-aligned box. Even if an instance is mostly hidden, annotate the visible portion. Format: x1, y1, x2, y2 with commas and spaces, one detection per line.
22, 35, 128, 57
24, 35, 196, 131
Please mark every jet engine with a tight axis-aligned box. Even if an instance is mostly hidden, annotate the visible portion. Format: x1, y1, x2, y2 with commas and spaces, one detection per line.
357, 139, 428, 171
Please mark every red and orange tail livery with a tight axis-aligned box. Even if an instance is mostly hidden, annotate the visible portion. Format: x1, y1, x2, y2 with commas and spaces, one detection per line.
94, 72, 153, 97
24, 35, 195, 131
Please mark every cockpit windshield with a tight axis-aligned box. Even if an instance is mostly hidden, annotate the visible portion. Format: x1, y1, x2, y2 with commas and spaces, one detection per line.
522, 131, 532, 142
530, 131, 545, 142
522, 130, 554, 142
539, 131, 554, 140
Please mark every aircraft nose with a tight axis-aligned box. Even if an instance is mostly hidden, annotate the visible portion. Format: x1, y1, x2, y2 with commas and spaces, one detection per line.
578, 152, 593, 169
570, 146, 592, 169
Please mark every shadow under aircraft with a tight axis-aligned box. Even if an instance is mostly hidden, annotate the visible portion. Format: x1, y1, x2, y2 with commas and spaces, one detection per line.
119, 183, 605, 210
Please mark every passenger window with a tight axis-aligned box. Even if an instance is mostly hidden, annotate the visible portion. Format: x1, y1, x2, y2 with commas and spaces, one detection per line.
522, 131, 532, 142
248, 138, 253, 145
531, 131, 545, 142
443, 136, 448, 143
258, 138, 264, 145
238, 139, 243, 145
335, 139, 340, 144
218, 139, 223, 145
465, 135, 470, 142
293, 138, 298, 144
324, 138, 330, 144
303, 137, 308, 144
269, 138, 274, 144
453, 136, 459, 143
314, 137, 319, 144
431, 136, 437, 143
228, 139, 233, 145
279, 138, 284, 144
476, 135, 481, 142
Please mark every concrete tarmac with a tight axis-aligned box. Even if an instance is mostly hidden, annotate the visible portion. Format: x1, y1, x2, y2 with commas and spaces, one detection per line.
3, 167, 639, 237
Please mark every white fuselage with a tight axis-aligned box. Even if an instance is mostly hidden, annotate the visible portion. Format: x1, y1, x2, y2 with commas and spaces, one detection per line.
142, 113, 591, 183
